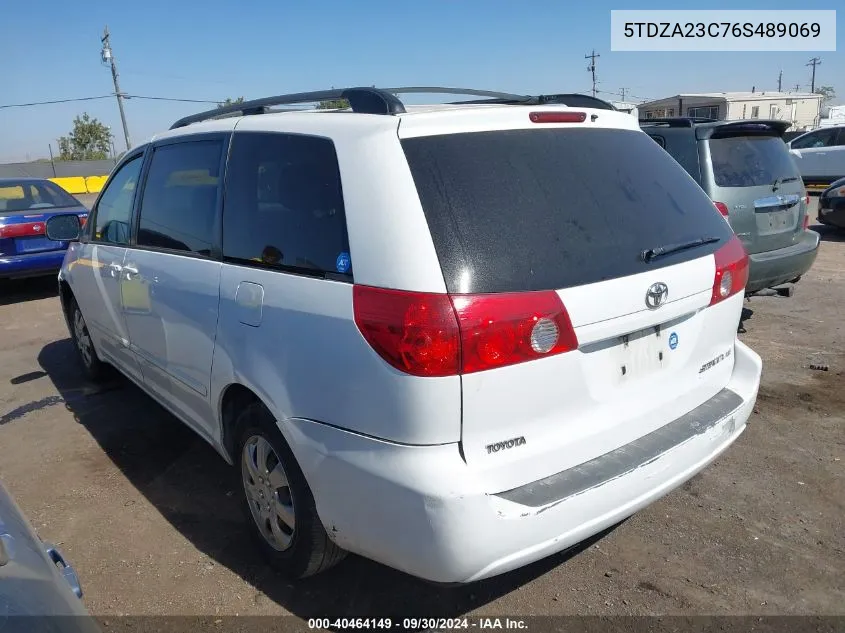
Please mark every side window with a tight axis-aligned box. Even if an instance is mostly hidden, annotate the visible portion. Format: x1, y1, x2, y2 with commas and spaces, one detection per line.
136, 140, 223, 256
647, 134, 666, 149
93, 155, 143, 245
834, 128, 845, 147
791, 129, 836, 149
223, 132, 351, 277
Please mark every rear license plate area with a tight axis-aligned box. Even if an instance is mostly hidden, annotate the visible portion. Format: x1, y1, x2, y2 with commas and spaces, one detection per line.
756, 208, 796, 235
615, 326, 670, 380
15, 237, 60, 254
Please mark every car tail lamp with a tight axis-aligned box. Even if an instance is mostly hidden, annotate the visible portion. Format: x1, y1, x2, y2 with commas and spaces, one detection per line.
714, 202, 730, 217
710, 235, 749, 306
0, 221, 46, 238
803, 214, 810, 230
353, 286, 578, 377
529, 111, 587, 124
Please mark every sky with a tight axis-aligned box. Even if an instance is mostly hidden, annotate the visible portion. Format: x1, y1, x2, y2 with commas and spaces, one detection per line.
1, 0, 842, 162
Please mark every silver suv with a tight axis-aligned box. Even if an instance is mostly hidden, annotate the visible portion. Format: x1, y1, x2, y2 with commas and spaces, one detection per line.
641, 118, 819, 294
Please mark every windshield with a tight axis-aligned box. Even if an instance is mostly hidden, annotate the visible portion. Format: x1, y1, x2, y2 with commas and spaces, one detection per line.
401, 127, 733, 294
0, 180, 81, 216
708, 135, 800, 188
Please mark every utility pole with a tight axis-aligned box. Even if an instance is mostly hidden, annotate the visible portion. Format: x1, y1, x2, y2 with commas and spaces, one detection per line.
620, 87, 627, 101
101, 26, 131, 151
585, 50, 600, 98
793, 83, 800, 92
778, 69, 783, 92
806, 57, 821, 93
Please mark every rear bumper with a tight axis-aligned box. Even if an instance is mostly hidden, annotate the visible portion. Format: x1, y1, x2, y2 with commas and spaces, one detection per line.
288, 340, 762, 584
746, 230, 819, 293
0, 250, 66, 279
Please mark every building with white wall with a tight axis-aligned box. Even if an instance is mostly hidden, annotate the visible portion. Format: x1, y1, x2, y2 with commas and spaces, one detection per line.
638, 92, 822, 131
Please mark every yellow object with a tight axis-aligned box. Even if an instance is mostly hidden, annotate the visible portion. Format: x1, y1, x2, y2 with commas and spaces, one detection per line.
121, 279, 151, 313
49, 177, 88, 195
85, 175, 108, 194
0, 185, 25, 200
47, 175, 112, 195
166, 170, 218, 187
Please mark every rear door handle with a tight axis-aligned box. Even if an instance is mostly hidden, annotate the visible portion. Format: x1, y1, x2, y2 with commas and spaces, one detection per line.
108, 263, 123, 278
122, 265, 139, 280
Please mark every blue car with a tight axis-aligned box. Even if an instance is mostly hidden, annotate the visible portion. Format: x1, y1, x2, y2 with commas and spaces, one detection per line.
0, 178, 89, 280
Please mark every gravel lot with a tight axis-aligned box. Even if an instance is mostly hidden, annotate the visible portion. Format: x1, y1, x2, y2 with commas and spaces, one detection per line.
0, 199, 842, 620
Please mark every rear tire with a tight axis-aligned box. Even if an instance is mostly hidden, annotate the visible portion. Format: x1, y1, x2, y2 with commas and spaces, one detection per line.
68, 298, 110, 383
236, 402, 346, 579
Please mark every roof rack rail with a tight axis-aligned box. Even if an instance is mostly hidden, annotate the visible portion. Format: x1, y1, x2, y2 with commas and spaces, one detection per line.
638, 117, 719, 127
170, 87, 406, 129
170, 86, 618, 129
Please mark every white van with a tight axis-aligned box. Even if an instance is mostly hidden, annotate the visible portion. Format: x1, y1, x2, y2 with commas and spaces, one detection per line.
47, 87, 762, 584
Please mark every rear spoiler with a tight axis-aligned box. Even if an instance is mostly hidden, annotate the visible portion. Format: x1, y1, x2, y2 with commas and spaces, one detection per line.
695, 119, 791, 140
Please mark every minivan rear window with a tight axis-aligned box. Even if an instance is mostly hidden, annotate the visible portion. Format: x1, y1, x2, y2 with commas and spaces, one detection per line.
401, 128, 733, 294
708, 135, 799, 188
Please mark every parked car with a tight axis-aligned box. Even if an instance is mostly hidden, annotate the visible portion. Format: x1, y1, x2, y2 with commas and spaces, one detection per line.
787, 124, 845, 189
640, 118, 819, 294
47, 87, 762, 584
0, 178, 89, 280
817, 176, 845, 229
0, 480, 99, 631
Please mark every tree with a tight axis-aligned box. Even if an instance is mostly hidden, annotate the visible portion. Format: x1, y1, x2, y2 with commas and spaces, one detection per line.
217, 97, 245, 109
816, 86, 836, 114
316, 98, 350, 110
57, 113, 112, 161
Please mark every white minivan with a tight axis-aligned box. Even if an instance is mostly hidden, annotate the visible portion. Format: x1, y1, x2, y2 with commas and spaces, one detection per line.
46, 87, 762, 584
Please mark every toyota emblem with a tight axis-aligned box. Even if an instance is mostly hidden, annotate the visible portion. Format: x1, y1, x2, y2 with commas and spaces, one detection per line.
645, 282, 668, 309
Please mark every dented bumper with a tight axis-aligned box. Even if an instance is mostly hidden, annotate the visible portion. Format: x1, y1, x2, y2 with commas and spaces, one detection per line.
287, 340, 762, 584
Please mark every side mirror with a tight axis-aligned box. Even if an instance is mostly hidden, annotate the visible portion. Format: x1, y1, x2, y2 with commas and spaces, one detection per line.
46, 214, 82, 242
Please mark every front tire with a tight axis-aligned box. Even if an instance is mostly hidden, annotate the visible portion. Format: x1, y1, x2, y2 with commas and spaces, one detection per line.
237, 403, 346, 579
68, 298, 109, 383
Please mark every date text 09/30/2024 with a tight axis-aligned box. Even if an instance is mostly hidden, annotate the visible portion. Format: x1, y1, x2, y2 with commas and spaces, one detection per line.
308, 618, 529, 630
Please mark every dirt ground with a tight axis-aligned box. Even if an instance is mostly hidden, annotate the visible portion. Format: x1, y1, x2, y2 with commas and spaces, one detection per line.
0, 200, 842, 620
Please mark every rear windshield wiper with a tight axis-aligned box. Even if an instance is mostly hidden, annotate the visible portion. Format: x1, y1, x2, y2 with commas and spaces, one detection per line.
772, 176, 799, 191
641, 236, 721, 263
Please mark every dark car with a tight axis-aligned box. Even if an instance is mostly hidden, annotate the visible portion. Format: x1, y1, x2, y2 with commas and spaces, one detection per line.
817, 177, 845, 229
0, 178, 89, 280
639, 118, 819, 294
0, 481, 99, 632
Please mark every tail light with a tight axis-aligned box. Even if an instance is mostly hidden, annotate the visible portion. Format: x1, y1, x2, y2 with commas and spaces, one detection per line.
0, 221, 46, 238
803, 214, 810, 230
353, 286, 578, 377
710, 235, 749, 306
714, 202, 730, 217
529, 111, 587, 124
79, 214, 88, 227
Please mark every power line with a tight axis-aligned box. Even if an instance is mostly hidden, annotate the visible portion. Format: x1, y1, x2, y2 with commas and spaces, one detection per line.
0, 94, 222, 109
0, 95, 112, 109
125, 94, 221, 104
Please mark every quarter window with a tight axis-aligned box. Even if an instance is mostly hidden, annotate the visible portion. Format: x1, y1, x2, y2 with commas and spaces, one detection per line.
136, 141, 223, 256
222, 132, 351, 277
92, 154, 143, 245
